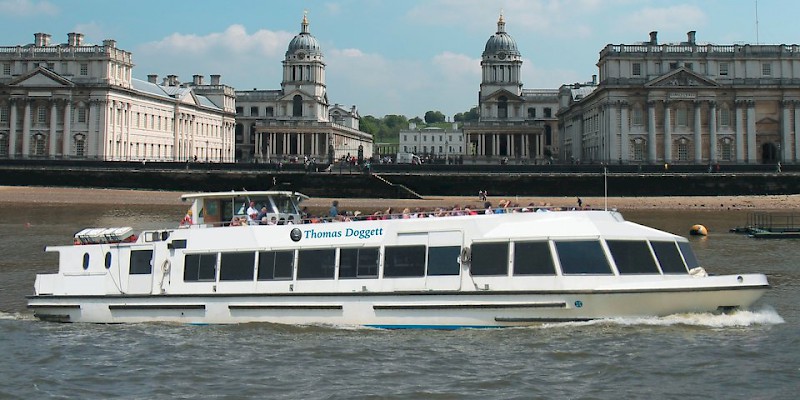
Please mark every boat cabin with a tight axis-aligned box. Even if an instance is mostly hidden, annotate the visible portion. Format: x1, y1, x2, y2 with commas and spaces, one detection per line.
181, 191, 309, 227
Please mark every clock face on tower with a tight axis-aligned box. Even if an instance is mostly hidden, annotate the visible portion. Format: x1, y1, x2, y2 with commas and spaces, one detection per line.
297, 52, 305, 59
498, 52, 506, 60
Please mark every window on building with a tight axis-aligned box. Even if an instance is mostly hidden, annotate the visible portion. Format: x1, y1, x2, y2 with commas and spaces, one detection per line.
632, 138, 645, 161
632, 62, 642, 76
677, 138, 689, 161
0, 134, 7, 157
80, 63, 88, 76
2, 63, 10, 75
250, 106, 259, 117
235, 107, 243, 116
544, 108, 552, 118
719, 107, 730, 127
423, 136, 427, 142
498, 96, 508, 119
719, 63, 729, 76
265, 107, 274, 117
130, 250, 154, 275
720, 138, 733, 161
669, 62, 679, 70
293, 95, 303, 117
676, 108, 688, 127
684, 62, 693, 71
762, 63, 772, 76
37, 105, 47, 124
528, 108, 536, 118
632, 107, 644, 126
183, 253, 217, 282
0, 105, 8, 122
75, 134, 85, 157
403, 135, 407, 141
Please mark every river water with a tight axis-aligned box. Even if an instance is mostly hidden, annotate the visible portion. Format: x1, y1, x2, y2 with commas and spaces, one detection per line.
0, 203, 796, 399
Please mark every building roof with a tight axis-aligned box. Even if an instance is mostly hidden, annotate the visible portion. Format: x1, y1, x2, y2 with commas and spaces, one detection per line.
483, 14, 520, 58
286, 14, 322, 57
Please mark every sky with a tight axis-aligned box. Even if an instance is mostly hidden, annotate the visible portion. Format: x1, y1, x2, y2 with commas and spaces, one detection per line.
1, 0, 797, 119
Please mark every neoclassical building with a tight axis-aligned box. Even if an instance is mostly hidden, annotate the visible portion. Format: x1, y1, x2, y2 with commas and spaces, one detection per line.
462, 15, 559, 164
235, 15, 372, 163
0, 33, 236, 161
398, 122, 464, 162
559, 31, 800, 164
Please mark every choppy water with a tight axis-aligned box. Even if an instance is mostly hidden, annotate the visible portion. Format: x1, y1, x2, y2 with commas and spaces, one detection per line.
0, 204, 797, 399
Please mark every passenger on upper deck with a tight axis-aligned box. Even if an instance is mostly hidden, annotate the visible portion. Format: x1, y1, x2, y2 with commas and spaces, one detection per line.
246, 201, 259, 225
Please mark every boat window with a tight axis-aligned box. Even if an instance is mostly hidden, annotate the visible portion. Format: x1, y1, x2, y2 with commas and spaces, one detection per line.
555, 240, 613, 274
513, 241, 556, 275
297, 249, 336, 279
339, 247, 379, 279
471, 242, 509, 276
129, 250, 153, 275
220, 252, 256, 281
651, 241, 688, 274
83, 253, 89, 270
272, 196, 298, 214
677, 242, 699, 269
427, 246, 461, 276
184, 253, 217, 282
606, 240, 660, 274
105, 252, 112, 269
383, 245, 426, 278
257, 250, 294, 280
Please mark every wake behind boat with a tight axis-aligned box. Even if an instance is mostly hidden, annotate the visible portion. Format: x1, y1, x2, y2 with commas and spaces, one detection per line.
28, 191, 769, 328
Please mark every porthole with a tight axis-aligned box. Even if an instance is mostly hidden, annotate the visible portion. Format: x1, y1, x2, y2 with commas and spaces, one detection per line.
105, 252, 112, 269
83, 253, 90, 270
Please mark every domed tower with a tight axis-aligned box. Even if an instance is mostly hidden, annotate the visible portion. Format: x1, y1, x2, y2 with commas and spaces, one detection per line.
282, 13, 328, 119
480, 13, 523, 98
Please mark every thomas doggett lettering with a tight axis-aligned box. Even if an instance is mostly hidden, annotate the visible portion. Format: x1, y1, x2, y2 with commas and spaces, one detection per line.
344, 228, 384, 239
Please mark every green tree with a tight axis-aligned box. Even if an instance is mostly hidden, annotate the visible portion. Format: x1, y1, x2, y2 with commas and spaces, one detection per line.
424, 110, 446, 124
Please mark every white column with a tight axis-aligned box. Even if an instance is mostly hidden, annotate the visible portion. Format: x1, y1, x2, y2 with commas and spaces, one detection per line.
8, 100, 17, 158
693, 101, 703, 163
781, 101, 791, 162
609, 103, 619, 162
735, 102, 745, 163
794, 105, 800, 163
88, 101, 97, 159
746, 102, 757, 163
62, 100, 71, 157
663, 102, 672, 163
22, 100, 31, 157
99, 100, 109, 160
620, 104, 630, 163
49, 101, 57, 157
709, 101, 717, 162
647, 101, 657, 162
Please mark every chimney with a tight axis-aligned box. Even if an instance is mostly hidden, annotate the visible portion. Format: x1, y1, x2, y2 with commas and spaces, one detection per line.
162, 77, 169, 86
147, 74, 158, 84
103, 39, 116, 48
649, 31, 658, 45
34, 33, 47, 47
210, 74, 221, 85
687, 30, 696, 45
68, 33, 78, 46
167, 74, 178, 86
42, 33, 51, 46
192, 74, 204, 85
592, 74, 597, 85
75, 33, 84, 46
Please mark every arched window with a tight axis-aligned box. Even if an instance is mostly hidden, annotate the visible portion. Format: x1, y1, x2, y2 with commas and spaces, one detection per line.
293, 95, 303, 117
677, 138, 689, 161
631, 138, 645, 161
498, 96, 508, 119
33, 134, 46, 156
720, 137, 733, 161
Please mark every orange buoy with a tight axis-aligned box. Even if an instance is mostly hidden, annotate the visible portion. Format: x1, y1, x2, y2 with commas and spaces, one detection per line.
690, 224, 708, 236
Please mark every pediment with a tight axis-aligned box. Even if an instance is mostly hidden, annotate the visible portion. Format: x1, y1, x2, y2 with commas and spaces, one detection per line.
646, 67, 718, 88
178, 91, 199, 106
9, 67, 74, 87
482, 88, 524, 102
279, 89, 311, 102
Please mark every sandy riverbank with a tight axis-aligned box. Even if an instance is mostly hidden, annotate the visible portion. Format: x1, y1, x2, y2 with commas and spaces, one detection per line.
0, 185, 797, 212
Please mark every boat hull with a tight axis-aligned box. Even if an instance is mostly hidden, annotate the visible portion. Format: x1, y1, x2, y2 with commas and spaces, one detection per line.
28, 276, 769, 327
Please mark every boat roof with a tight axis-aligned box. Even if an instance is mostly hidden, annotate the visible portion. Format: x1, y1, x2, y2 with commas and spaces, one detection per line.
181, 191, 310, 201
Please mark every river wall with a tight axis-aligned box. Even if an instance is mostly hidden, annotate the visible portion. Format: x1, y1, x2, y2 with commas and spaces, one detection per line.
0, 161, 798, 198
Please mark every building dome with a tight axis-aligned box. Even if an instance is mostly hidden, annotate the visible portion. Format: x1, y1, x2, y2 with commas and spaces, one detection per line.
482, 14, 520, 58
286, 14, 322, 57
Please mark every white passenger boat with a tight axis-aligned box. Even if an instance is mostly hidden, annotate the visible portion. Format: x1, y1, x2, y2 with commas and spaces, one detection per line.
28, 190, 769, 328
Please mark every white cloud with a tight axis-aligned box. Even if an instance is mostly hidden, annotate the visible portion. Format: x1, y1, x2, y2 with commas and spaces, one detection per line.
138, 24, 294, 57
0, 0, 56, 16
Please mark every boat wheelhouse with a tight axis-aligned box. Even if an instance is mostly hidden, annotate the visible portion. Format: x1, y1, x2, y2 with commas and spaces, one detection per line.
28, 191, 770, 327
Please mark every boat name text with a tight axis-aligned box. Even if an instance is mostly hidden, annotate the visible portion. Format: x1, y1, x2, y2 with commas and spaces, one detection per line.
304, 228, 384, 240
